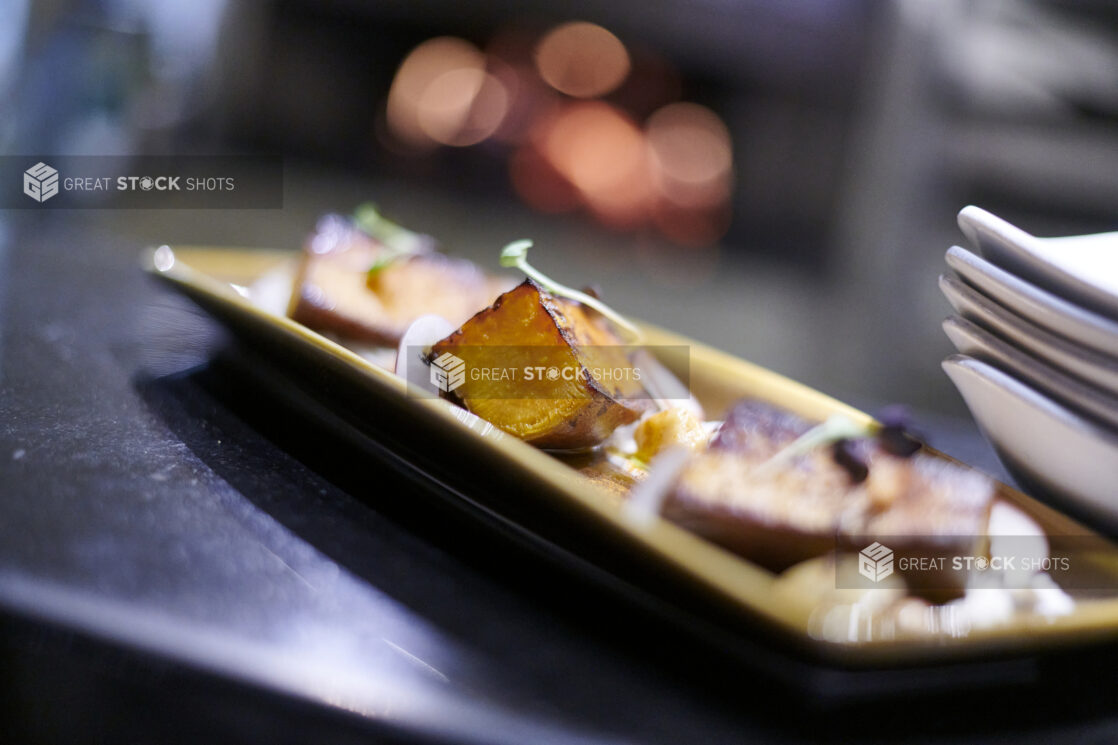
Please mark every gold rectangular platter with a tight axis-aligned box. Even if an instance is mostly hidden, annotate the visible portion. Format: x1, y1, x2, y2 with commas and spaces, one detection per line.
147, 245, 1118, 668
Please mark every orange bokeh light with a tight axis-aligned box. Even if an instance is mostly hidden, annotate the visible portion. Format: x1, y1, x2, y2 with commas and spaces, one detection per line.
543, 103, 644, 195
385, 29, 735, 246
540, 102, 654, 228
646, 102, 733, 209
387, 37, 496, 148
416, 67, 509, 146
535, 22, 631, 99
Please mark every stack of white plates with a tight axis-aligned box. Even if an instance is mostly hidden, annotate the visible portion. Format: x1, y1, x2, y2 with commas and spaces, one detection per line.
940, 206, 1118, 520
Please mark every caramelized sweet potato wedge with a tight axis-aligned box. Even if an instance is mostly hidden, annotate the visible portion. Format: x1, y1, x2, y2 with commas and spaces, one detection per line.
288, 215, 510, 345
428, 280, 652, 450
668, 401, 994, 599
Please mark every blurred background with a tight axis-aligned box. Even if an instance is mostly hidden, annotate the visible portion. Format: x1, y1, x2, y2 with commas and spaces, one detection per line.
2, 0, 1117, 414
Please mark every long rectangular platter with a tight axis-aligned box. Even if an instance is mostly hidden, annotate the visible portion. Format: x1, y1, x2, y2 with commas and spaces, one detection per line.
147, 245, 1118, 668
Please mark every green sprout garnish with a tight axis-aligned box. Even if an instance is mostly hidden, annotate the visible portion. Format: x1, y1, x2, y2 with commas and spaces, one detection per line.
354, 203, 423, 251
366, 255, 396, 282
500, 240, 642, 342
355, 203, 427, 277
755, 415, 879, 476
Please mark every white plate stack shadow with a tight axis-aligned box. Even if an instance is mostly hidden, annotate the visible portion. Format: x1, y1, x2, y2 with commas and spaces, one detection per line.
940, 206, 1118, 522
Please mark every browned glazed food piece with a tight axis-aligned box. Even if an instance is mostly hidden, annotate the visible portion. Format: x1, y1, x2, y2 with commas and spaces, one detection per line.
288, 215, 511, 345
669, 402, 845, 570
668, 401, 994, 599
841, 452, 994, 600
429, 279, 652, 450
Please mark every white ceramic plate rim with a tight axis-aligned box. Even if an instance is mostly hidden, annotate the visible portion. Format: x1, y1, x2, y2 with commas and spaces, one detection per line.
957, 206, 1118, 320
939, 275, 1118, 396
942, 355, 1118, 519
942, 316, 1118, 431
946, 246, 1118, 359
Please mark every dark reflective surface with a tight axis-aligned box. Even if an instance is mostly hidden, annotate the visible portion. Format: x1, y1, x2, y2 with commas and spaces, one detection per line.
6, 216, 1118, 744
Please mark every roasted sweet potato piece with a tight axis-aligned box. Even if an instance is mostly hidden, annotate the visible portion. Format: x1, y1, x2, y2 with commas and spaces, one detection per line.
288, 215, 510, 345
668, 401, 994, 599
428, 279, 652, 450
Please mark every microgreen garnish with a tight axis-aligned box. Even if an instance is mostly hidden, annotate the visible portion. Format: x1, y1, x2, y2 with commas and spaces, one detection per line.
755, 408, 923, 479
355, 203, 428, 277
499, 239, 642, 342
764, 411, 876, 465
757, 415, 878, 475
366, 256, 396, 282
354, 203, 424, 252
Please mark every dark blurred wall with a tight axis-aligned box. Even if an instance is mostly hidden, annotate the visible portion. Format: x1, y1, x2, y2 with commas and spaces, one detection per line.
4, 0, 1116, 410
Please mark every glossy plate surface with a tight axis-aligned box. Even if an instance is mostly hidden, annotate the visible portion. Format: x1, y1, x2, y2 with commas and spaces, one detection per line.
957, 206, 1118, 320
946, 246, 1118, 359
943, 316, 1118, 431
148, 246, 1118, 667
940, 275, 1118, 396
943, 355, 1118, 526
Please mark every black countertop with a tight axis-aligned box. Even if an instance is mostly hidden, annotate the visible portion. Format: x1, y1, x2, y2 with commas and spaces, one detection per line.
4, 215, 1118, 745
